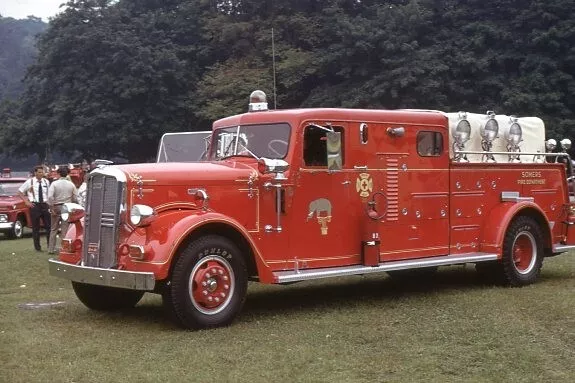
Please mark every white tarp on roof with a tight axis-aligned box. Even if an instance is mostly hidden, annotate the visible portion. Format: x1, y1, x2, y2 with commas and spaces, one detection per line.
445, 112, 546, 163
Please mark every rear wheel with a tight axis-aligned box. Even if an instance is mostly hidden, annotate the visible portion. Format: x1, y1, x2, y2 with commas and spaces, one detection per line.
501, 216, 544, 286
163, 235, 248, 330
7, 218, 24, 239
72, 282, 145, 310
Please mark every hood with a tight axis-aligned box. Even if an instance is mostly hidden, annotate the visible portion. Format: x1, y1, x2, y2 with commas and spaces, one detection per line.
0, 195, 22, 208
111, 161, 258, 186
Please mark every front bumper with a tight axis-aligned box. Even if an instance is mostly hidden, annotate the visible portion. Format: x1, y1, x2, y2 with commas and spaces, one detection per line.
0, 222, 15, 230
48, 259, 155, 291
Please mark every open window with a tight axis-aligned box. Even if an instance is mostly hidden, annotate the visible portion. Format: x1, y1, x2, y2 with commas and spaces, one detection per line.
417, 131, 443, 157
303, 125, 345, 167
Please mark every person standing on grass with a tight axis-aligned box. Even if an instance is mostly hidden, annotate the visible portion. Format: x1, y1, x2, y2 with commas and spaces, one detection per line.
47, 167, 78, 255
18, 165, 51, 252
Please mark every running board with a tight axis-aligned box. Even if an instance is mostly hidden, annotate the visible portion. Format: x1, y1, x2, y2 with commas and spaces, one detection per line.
273, 252, 499, 284
553, 244, 575, 253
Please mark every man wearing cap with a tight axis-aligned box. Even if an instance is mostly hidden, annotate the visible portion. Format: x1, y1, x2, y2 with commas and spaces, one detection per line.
18, 165, 51, 252
47, 167, 78, 255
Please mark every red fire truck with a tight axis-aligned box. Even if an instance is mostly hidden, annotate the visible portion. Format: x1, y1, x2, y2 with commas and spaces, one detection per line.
49, 91, 575, 329
0, 168, 31, 239
46, 163, 87, 188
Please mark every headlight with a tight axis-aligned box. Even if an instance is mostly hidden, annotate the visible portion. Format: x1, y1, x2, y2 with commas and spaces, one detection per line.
61, 203, 85, 223
0, 214, 7, 223
130, 204, 156, 226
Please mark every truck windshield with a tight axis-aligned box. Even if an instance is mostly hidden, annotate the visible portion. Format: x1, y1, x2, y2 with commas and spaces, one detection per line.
211, 123, 291, 160
157, 131, 212, 162
0, 182, 20, 196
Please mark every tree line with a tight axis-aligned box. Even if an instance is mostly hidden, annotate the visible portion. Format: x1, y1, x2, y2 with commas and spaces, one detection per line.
0, 0, 574, 163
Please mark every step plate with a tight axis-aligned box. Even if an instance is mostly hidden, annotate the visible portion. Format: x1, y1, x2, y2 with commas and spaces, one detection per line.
273, 253, 499, 284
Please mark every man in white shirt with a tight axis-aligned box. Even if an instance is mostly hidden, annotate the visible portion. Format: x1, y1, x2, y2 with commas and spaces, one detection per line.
18, 165, 51, 252
47, 167, 78, 254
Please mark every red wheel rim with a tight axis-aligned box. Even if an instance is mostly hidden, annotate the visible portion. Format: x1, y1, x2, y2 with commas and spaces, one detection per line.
512, 231, 537, 274
189, 256, 235, 315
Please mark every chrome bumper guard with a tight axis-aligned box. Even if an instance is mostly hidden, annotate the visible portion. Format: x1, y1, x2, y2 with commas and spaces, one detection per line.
0, 222, 14, 230
48, 259, 155, 291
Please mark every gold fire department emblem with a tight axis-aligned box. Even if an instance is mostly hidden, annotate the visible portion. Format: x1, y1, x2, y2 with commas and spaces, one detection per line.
307, 198, 332, 235
356, 173, 373, 198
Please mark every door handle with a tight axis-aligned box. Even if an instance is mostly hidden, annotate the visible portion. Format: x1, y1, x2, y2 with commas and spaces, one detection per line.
354, 165, 368, 170
342, 181, 351, 185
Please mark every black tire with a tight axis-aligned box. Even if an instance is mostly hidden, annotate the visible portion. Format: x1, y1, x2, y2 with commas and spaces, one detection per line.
72, 282, 145, 310
163, 235, 248, 330
7, 218, 24, 239
387, 266, 438, 281
500, 216, 544, 286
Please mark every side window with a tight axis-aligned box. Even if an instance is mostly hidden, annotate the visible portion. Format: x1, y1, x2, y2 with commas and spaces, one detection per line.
304, 125, 345, 167
417, 131, 443, 157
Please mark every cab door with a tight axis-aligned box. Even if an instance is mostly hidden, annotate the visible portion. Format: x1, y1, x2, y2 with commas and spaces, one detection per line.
288, 122, 361, 270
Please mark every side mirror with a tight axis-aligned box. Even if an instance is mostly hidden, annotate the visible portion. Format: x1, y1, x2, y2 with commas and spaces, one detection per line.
258, 158, 289, 180
326, 131, 342, 171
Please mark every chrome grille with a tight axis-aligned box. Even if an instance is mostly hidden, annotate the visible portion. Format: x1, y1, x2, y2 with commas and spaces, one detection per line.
83, 174, 123, 268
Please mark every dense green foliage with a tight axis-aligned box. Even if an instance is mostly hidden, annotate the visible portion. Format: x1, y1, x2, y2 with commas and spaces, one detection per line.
0, 0, 574, 162
0, 15, 46, 101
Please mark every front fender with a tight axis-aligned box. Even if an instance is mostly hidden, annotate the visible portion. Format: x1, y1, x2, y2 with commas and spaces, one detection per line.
127, 210, 268, 281
480, 201, 551, 255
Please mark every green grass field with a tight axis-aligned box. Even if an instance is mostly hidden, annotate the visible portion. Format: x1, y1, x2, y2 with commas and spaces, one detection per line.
1, 236, 574, 382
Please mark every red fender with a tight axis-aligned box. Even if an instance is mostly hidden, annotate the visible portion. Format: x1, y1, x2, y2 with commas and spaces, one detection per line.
479, 201, 551, 256
124, 210, 270, 282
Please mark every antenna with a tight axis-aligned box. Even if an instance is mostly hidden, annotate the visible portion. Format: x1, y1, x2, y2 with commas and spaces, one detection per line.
272, 27, 277, 109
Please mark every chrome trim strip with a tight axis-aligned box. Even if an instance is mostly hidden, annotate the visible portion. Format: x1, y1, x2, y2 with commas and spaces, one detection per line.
552, 244, 575, 253
501, 191, 534, 203
90, 166, 127, 183
48, 259, 155, 290
274, 253, 498, 284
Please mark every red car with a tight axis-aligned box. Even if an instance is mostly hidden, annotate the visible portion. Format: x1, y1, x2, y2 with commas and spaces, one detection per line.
0, 169, 31, 239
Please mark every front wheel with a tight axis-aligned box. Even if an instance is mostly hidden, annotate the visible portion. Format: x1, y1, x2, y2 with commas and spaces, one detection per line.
163, 235, 248, 330
72, 282, 145, 310
7, 218, 24, 239
501, 216, 544, 286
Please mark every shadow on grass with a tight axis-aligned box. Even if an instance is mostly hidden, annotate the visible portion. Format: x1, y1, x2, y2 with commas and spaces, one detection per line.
243, 267, 488, 311
65, 264, 574, 329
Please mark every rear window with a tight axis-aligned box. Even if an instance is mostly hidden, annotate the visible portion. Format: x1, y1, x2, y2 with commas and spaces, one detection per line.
417, 131, 443, 156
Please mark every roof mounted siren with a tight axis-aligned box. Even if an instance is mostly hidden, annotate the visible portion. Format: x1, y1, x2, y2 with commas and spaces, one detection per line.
480, 111, 499, 163
248, 90, 268, 112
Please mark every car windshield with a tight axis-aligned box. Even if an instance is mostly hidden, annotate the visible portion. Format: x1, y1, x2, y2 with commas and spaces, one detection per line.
157, 131, 212, 162
0, 182, 20, 197
210, 123, 291, 160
